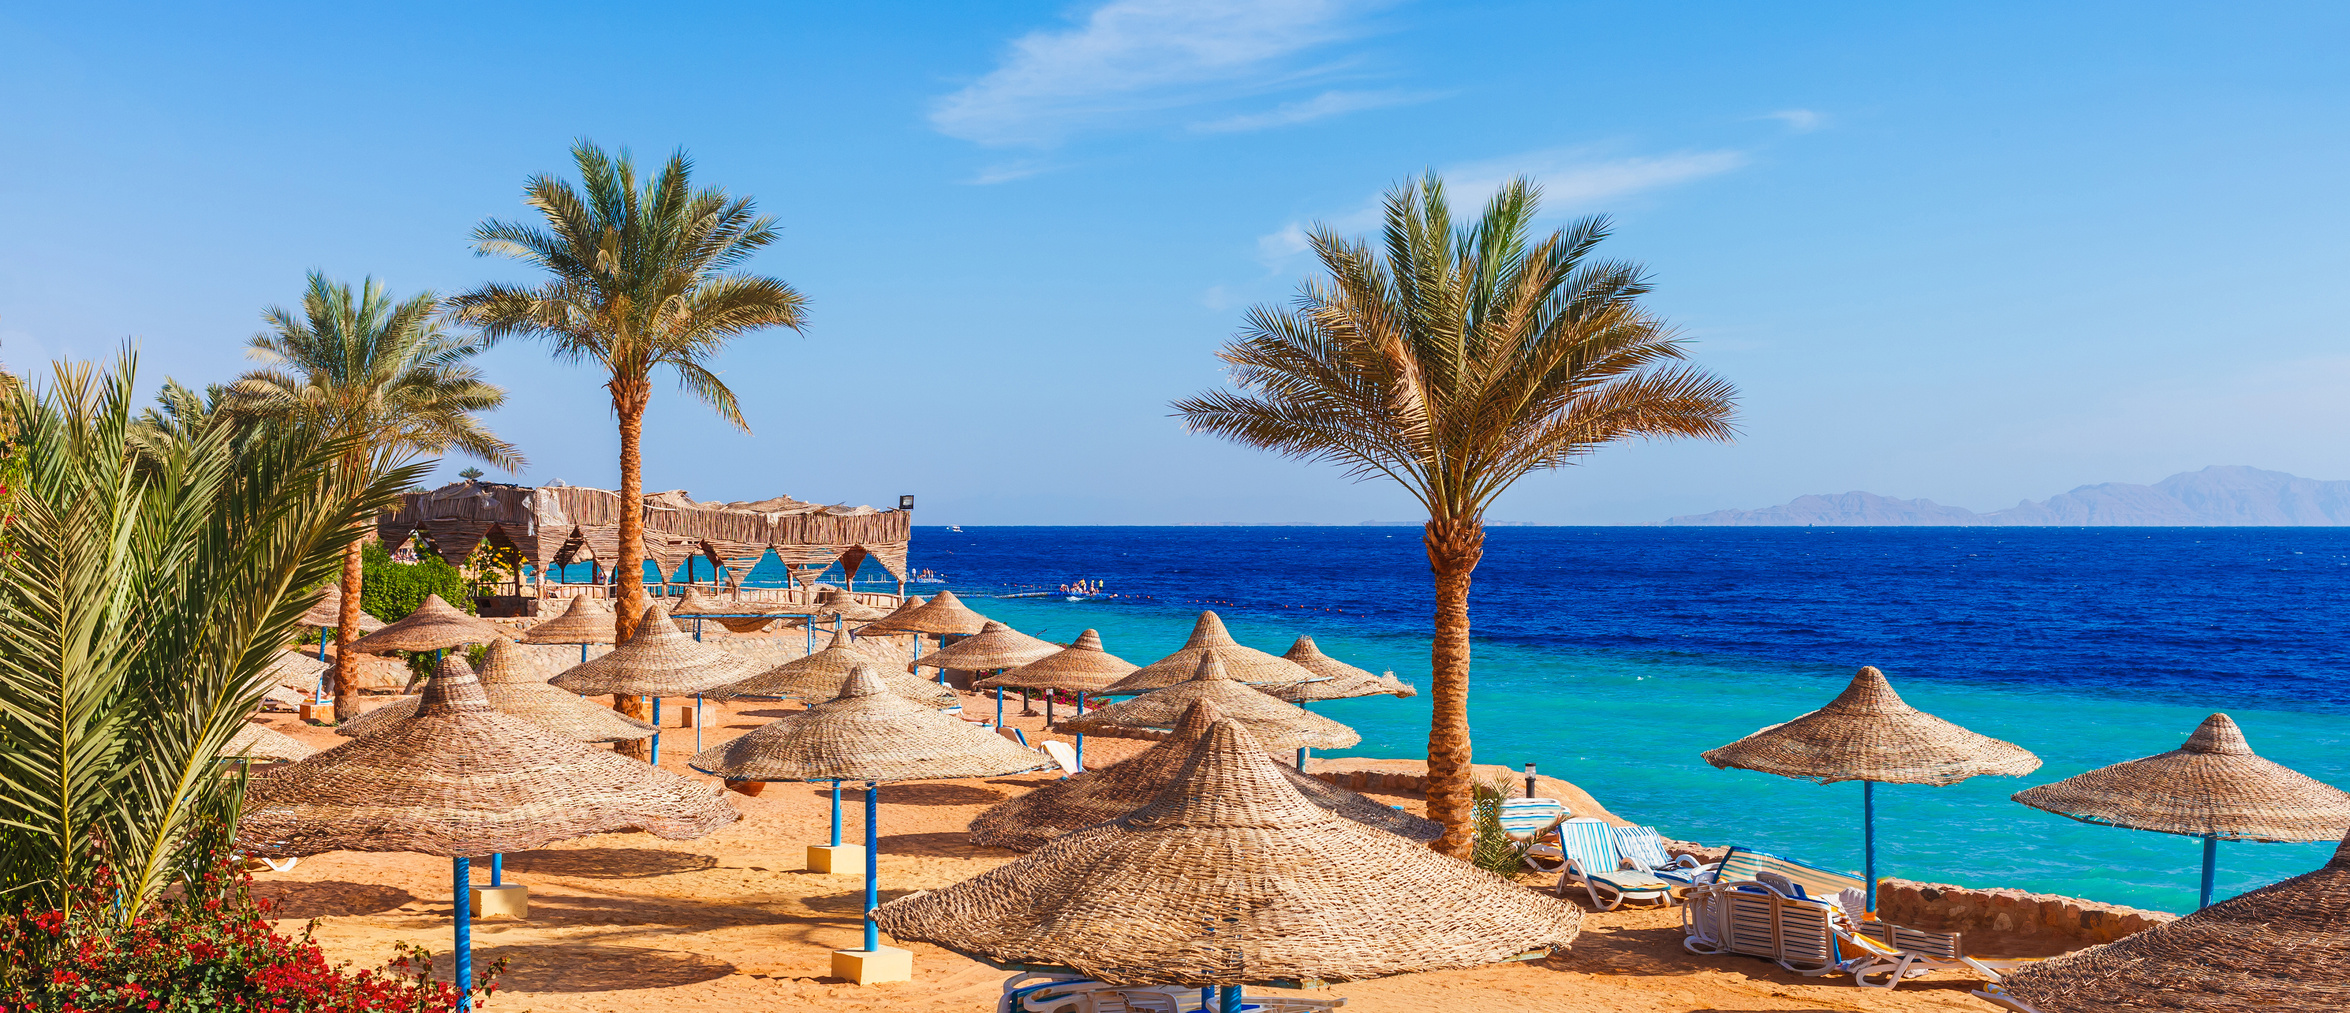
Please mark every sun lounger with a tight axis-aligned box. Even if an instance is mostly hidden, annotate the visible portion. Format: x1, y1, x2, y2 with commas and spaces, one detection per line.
1681, 851, 2026, 989
1540, 817, 1683, 910
998, 972, 1344, 1013
1611, 825, 1707, 881
1041, 740, 1080, 777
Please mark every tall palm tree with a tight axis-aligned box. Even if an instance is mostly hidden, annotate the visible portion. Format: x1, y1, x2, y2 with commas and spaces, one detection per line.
451, 141, 807, 755
230, 273, 519, 724
1174, 174, 1739, 857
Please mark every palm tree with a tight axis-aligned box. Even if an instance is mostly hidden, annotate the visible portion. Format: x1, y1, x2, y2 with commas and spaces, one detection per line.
230, 273, 519, 724
451, 141, 807, 755
1174, 174, 1739, 857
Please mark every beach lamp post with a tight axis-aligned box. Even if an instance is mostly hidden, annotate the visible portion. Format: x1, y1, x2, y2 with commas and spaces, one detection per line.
689, 665, 1053, 984
2012, 713, 2350, 909
1062, 655, 1361, 760
702, 627, 959, 870
549, 601, 756, 766
896, 496, 913, 596
875, 719, 1581, 1012
1989, 830, 2350, 1012
1701, 666, 2041, 912
970, 699, 1441, 850
236, 666, 738, 1010
978, 629, 1138, 768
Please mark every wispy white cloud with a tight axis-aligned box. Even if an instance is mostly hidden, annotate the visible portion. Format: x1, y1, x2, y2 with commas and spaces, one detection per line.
1760, 108, 1826, 133
930, 0, 1382, 147
1256, 146, 1749, 267
966, 160, 1055, 185
1189, 87, 1439, 133
1442, 147, 1749, 210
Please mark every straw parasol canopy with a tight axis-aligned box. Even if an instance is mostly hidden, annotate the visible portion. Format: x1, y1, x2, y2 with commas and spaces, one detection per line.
238, 663, 739, 858
1372, 672, 1418, 698
2013, 714, 2350, 843
338, 640, 658, 744
875, 718, 1581, 986
670, 587, 734, 616
347, 594, 508, 654
853, 589, 989, 637
1099, 612, 1318, 695
688, 665, 1051, 783
846, 595, 924, 636
1266, 637, 1410, 702
520, 595, 617, 645
814, 590, 893, 622
1994, 833, 2350, 1012
711, 629, 958, 709
970, 700, 1439, 850
1060, 655, 1360, 753
672, 588, 780, 632
1702, 666, 2041, 786
225, 721, 317, 763
299, 585, 384, 632
976, 629, 1137, 693
909, 620, 1061, 673
548, 602, 761, 697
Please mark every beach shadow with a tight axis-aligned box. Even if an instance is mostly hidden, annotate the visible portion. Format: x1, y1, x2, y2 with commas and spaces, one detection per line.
254, 881, 414, 920
877, 831, 1016, 858
740, 708, 804, 719
1535, 924, 1705, 977
500, 848, 718, 879
470, 944, 734, 992
802, 887, 922, 914
850, 783, 1008, 807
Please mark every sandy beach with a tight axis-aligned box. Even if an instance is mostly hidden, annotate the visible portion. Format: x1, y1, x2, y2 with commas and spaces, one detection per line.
245, 684, 2007, 1013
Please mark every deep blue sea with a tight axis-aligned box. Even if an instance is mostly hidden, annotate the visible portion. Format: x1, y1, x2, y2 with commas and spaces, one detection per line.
777, 526, 2350, 914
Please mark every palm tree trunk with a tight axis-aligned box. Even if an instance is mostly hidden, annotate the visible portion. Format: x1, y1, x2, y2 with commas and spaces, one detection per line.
1423, 515, 1485, 859
610, 377, 652, 759
332, 538, 364, 724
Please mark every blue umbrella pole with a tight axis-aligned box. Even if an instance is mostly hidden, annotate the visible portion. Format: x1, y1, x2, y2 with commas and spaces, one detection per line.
490, 853, 502, 887
2201, 835, 2218, 908
1075, 692, 1087, 770
863, 781, 881, 953
649, 696, 662, 765
453, 856, 473, 1009
1296, 747, 1308, 770
1863, 780, 1878, 912
994, 686, 1004, 726
694, 694, 703, 752
1218, 985, 1242, 1013
579, 643, 588, 663
830, 780, 842, 846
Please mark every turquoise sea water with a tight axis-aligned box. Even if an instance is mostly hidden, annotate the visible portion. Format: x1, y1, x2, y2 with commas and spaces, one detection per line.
763, 526, 2350, 914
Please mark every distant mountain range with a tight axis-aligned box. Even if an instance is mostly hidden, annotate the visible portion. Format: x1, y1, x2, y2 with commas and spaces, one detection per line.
1666, 466, 2350, 526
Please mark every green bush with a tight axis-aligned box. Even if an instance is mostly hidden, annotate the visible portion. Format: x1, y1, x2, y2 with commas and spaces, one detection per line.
360, 541, 472, 623
1470, 776, 1533, 877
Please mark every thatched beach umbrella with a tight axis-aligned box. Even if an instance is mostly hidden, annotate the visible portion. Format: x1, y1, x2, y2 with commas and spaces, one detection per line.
976, 629, 1136, 726
1702, 666, 2040, 910
689, 665, 1052, 976
520, 594, 616, 665
239, 665, 737, 1000
971, 699, 1439, 850
673, 587, 780, 634
875, 719, 1580, 1006
225, 721, 317, 763
855, 588, 989, 637
1098, 611, 1318, 696
1990, 832, 2350, 1012
348, 594, 507, 654
299, 585, 385, 633
1061, 655, 1361, 754
910, 620, 1061, 674
715, 628, 958, 709
550, 602, 759, 764
2012, 713, 2350, 908
338, 639, 658, 745
814, 590, 893, 623
1267, 636, 1415, 703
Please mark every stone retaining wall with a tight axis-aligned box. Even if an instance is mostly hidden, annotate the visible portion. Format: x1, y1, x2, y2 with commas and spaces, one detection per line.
1875, 878, 2175, 956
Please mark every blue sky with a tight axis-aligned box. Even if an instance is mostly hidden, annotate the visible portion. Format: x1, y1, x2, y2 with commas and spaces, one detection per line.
3, 2, 2346, 524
